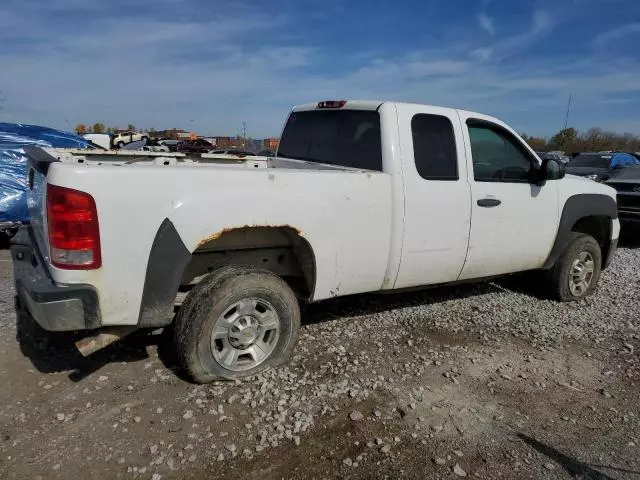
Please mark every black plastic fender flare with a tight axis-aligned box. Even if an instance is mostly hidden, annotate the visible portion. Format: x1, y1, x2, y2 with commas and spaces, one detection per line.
138, 218, 191, 327
541, 194, 617, 270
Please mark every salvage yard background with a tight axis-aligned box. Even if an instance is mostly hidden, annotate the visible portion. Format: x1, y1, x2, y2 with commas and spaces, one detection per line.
1, 233, 639, 479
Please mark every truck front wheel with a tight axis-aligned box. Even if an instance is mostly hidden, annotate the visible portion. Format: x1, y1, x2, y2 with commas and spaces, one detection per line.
549, 232, 602, 301
174, 266, 300, 383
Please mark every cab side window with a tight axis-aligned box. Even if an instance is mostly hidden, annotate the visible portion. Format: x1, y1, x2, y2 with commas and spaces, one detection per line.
411, 114, 458, 180
467, 121, 534, 182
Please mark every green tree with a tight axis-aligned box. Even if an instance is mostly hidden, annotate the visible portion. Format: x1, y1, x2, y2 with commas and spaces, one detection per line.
549, 127, 577, 150
92, 123, 105, 134
127, 124, 136, 132
75, 123, 87, 135
521, 133, 547, 151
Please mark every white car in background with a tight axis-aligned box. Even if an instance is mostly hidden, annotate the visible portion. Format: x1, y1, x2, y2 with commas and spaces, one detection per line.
113, 131, 148, 148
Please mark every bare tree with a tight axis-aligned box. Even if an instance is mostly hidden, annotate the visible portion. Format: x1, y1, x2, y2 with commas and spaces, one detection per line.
525, 127, 640, 154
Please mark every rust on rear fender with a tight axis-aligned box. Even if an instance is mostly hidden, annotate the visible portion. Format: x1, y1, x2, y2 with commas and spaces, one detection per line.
195, 224, 303, 250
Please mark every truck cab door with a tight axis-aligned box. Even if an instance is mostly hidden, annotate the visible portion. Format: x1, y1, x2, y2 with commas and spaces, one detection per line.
393, 105, 472, 288
457, 113, 559, 280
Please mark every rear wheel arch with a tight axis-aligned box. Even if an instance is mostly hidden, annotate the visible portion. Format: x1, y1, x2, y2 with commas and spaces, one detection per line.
137, 222, 316, 328
184, 226, 317, 300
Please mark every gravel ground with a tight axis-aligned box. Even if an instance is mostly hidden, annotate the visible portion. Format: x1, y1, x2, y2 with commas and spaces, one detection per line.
1, 234, 639, 480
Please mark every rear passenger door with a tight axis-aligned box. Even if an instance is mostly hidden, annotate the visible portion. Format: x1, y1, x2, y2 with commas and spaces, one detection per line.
394, 106, 472, 288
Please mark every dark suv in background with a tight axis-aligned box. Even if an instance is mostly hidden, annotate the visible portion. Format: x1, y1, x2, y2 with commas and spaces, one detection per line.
176, 138, 215, 154
566, 152, 640, 181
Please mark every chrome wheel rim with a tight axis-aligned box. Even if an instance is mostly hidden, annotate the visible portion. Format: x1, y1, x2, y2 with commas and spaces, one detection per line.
210, 298, 280, 372
569, 251, 595, 296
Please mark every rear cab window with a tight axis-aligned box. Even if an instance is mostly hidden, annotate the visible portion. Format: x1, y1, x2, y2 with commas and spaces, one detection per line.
277, 109, 382, 171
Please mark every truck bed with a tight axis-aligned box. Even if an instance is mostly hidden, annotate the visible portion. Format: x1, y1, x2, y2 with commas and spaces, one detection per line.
25, 147, 394, 326
43, 148, 370, 172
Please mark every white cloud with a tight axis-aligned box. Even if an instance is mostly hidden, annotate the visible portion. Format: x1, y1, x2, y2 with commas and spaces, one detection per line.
478, 14, 496, 36
593, 22, 640, 46
471, 48, 493, 61
485, 10, 553, 62
0, 3, 638, 137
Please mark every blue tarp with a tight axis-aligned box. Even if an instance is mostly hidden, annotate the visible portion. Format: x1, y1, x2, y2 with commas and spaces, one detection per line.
610, 152, 640, 168
0, 123, 91, 224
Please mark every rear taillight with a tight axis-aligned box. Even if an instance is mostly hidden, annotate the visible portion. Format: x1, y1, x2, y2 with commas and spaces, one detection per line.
47, 184, 101, 269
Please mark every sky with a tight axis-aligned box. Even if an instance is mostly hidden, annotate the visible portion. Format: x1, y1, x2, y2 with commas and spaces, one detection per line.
0, 0, 639, 138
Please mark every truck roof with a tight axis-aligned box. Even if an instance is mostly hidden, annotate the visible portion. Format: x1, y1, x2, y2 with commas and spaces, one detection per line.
292, 100, 499, 122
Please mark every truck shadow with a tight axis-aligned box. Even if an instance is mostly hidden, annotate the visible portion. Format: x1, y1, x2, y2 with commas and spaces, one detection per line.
17, 280, 513, 383
302, 281, 503, 325
15, 310, 158, 382
517, 433, 639, 478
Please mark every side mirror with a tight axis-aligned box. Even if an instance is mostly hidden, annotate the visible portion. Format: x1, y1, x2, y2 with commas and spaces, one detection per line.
542, 158, 565, 181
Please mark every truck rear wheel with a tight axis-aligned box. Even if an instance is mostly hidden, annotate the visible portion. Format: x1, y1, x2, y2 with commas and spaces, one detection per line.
549, 232, 602, 301
174, 266, 300, 383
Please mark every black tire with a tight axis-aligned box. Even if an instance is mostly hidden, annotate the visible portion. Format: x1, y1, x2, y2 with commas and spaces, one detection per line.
173, 266, 300, 383
549, 232, 602, 301
141, 136, 148, 143
117, 141, 125, 148
0, 230, 15, 249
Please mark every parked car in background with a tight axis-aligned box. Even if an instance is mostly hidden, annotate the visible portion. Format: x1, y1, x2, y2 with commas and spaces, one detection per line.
536, 151, 570, 164
83, 133, 111, 150
177, 138, 214, 154
14, 100, 619, 383
209, 149, 256, 157
140, 145, 170, 153
158, 139, 177, 146
548, 151, 570, 164
137, 138, 169, 152
113, 131, 148, 148
157, 140, 184, 152
257, 149, 275, 157
606, 165, 640, 225
566, 152, 640, 181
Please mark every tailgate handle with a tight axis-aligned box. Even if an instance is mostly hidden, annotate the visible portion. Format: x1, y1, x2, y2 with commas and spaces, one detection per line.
477, 198, 501, 208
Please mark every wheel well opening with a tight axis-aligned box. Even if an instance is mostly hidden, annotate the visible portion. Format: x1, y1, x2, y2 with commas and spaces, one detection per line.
571, 216, 610, 264
183, 226, 316, 299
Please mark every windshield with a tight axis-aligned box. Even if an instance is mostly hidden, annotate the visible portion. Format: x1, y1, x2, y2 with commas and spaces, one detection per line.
569, 154, 611, 168
278, 109, 382, 171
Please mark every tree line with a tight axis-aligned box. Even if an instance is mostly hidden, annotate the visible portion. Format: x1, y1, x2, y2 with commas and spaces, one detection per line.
522, 127, 640, 154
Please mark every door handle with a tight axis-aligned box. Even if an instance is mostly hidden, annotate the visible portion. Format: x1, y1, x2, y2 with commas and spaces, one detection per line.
477, 198, 501, 207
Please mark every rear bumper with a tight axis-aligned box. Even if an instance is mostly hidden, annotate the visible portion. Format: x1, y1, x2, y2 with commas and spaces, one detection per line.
11, 227, 101, 331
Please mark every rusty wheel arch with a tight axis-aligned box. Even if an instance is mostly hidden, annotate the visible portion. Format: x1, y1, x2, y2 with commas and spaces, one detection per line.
187, 225, 316, 300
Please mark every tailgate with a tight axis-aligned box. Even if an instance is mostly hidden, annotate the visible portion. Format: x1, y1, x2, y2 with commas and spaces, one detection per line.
23, 147, 60, 263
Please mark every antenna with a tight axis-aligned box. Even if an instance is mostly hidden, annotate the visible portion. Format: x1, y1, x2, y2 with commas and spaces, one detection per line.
563, 94, 572, 130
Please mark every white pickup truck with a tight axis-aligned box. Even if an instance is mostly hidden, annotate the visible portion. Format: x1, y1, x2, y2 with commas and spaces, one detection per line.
12, 100, 619, 383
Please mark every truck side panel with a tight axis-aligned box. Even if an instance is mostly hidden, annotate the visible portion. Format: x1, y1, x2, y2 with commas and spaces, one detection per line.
43, 163, 393, 326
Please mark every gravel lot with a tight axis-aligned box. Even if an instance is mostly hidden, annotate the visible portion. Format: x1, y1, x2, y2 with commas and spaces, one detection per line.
1, 233, 639, 480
